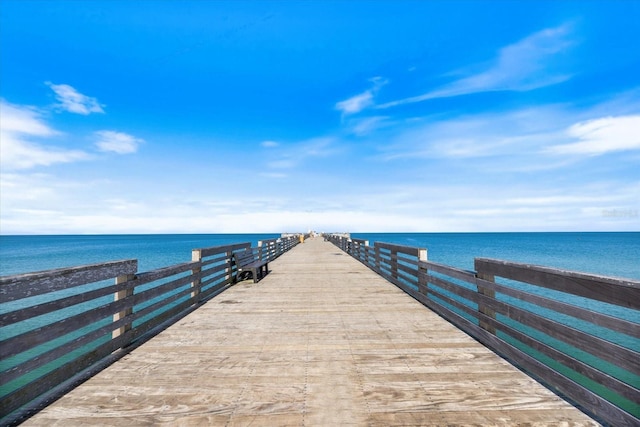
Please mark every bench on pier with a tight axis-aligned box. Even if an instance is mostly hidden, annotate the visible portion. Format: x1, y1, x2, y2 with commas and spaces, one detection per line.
232, 249, 268, 283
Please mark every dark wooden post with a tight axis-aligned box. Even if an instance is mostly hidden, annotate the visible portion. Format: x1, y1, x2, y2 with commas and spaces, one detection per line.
191, 249, 202, 302
475, 259, 497, 334
112, 273, 135, 340
390, 248, 398, 281
417, 248, 428, 296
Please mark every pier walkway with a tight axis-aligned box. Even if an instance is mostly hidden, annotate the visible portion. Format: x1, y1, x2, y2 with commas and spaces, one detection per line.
23, 237, 598, 426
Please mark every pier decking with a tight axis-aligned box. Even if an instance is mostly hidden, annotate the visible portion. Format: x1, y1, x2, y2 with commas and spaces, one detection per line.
21, 237, 598, 426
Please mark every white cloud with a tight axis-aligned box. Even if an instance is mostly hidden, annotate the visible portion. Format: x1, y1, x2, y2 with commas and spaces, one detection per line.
378, 23, 574, 108
377, 106, 568, 161
547, 115, 640, 155
265, 137, 339, 170
348, 116, 390, 136
0, 101, 90, 170
0, 101, 56, 136
46, 82, 105, 115
261, 140, 279, 148
95, 130, 144, 154
336, 92, 374, 115
335, 77, 387, 115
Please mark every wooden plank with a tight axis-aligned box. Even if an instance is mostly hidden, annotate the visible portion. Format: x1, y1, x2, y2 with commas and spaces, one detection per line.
131, 274, 194, 306
132, 286, 195, 321
423, 285, 639, 404
201, 270, 230, 288
0, 297, 130, 360
427, 273, 480, 304
475, 258, 640, 309
0, 331, 126, 418
1, 314, 131, 387
0, 260, 138, 302
476, 290, 640, 374
133, 261, 197, 286
409, 281, 637, 425
414, 291, 639, 427
0, 281, 121, 327
420, 260, 477, 284
375, 241, 422, 257
476, 277, 640, 338
198, 242, 250, 258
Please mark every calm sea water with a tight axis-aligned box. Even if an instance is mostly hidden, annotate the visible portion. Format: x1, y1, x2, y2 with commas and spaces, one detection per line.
352, 232, 640, 280
1, 232, 638, 279
0, 234, 280, 276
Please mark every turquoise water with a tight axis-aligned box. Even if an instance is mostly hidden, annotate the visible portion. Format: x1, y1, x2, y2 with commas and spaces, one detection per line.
2, 232, 637, 279
351, 232, 640, 280
0, 233, 280, 276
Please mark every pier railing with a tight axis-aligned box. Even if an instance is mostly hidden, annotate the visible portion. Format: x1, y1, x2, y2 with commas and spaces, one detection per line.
327, 234, 640, 427
0, 235, 300, 425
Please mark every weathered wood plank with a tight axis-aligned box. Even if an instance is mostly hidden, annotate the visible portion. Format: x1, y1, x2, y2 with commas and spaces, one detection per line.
422, 284, 639, 404
375, 241, 422, 257
1, 314, 131, 387
413, 291, 639, 427
420, 260, 477, 284
1, 331, 126, 418
476, 277, 640, 338
0, 281, 121, 327
0, 260, 138, 302
198, 242, 250, 258
132, 261, 197, 286
476, 291, 640, 374
475, 258, 640, 309
0, 297, 130, 360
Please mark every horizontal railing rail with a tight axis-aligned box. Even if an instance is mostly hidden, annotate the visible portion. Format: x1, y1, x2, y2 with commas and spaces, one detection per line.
0, 236, 300, 425
326, 234, 640, 427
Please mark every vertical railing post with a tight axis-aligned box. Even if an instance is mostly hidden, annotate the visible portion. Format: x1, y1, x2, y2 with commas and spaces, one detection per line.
475, 259, 497, 334
112, 273, 135, 340
375, 246, 381, 273
417, 248, 428, 296
391, 248, 398, 281
226, 249, 234, 284
191, 249, 202, 302
258, 241, 264, 261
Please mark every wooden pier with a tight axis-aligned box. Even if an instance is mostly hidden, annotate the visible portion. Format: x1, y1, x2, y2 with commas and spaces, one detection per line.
20, 237, 599, 426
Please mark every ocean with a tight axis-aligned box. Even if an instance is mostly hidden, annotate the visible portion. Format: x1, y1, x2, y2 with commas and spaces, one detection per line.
1, 232, 638, 279
0, 233, 280, 277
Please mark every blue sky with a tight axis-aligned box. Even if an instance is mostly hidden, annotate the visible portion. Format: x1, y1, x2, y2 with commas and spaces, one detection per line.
1, 1, 639, 234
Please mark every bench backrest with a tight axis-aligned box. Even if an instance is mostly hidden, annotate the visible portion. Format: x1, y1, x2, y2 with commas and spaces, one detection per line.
233, 249, 257, 267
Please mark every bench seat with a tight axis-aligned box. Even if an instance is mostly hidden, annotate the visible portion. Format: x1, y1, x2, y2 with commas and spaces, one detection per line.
233, 249, 268, 283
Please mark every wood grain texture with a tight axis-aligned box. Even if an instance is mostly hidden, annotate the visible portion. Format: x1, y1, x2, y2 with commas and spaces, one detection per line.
23, 238, 599, 426
0, 260, 138, 301
474, 258, 640, 309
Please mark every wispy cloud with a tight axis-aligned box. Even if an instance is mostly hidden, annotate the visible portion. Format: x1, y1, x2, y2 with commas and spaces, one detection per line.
347, 116, 391, 136
335, 77, 387, 116
378, 23, 575, 108
265, 137, 339, 170
377, 106, 568, 161
95, 130, 144, 154
261, 140, 279, 148
0, 101, 90, 170
547, 115, 640, 155
46, 82, 105, 115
